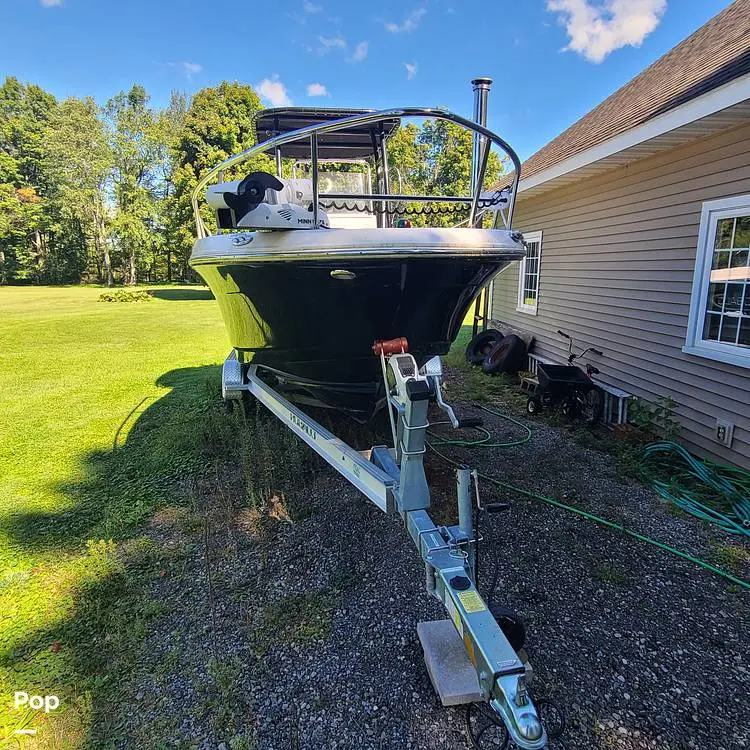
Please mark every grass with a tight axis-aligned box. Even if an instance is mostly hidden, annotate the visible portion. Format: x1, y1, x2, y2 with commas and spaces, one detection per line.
0, 285, 229, 746
710, 541, 750, 574
252, 590, 336, 659
590, 561, 629, 586
445, 325, 527, 407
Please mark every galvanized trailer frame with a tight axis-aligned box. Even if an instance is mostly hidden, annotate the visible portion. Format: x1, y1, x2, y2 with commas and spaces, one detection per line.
222, 350, 547, 749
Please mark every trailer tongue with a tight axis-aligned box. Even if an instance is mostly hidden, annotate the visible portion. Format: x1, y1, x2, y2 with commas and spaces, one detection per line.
222, 338, 549, 749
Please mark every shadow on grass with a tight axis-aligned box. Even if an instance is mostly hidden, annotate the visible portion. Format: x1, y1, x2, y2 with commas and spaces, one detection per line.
1, 365, 222, 745
1, 363, 391, 747
147, 288, 214, 301
4, 366, 220, 553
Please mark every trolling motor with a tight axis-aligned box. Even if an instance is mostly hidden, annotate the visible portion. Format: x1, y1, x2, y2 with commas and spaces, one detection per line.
207, 170, 330, 230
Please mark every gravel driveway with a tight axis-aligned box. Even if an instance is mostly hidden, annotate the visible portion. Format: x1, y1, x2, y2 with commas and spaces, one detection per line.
107, 373, 749, 750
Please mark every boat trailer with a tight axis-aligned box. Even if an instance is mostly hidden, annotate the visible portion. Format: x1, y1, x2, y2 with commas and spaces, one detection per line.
222, 340, 550, 749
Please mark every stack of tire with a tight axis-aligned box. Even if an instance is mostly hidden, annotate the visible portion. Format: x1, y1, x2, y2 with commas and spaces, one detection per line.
465, 329, 527, 374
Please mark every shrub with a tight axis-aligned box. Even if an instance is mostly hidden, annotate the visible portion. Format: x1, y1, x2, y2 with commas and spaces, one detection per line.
98, 289, 152, 303
629, 395, 681, 442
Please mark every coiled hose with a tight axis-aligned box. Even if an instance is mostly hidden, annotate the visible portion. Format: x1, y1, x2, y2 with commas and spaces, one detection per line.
427, 404, 533, 448
642, 442, 750, 538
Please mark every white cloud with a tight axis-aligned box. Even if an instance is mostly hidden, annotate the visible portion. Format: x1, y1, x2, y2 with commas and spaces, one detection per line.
306, 82, 330, 97
303, 1, 322, 12
181, 62, 202, 75
257, 76, 293, 107
405, 62, 417, 80
547, 0, 667, 63
167, 61, 202, 80
385, 7, 426, 33
285, 11, 307, 24
318, 35, 346, 53
40, 0, 62, 6
351, 41, 368, 62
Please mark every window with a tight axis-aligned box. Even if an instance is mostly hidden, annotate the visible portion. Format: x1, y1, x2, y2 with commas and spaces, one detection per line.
685, 195, 750, 368
517, 230, 542, 315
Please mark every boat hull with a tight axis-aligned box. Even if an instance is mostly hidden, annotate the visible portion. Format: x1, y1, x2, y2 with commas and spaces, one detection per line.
190, 229, 524, 418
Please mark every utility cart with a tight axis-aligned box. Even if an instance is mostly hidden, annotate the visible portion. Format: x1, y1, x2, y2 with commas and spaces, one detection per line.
526, 331, 604, 426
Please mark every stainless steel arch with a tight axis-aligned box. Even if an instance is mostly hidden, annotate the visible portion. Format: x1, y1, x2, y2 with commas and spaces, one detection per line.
191, 107, 521, 238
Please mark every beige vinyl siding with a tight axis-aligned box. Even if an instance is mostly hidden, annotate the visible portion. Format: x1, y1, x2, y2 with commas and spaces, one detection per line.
491, 121, 750, 466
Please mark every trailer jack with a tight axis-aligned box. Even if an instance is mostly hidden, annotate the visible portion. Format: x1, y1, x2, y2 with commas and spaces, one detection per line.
222, 341, 548, 749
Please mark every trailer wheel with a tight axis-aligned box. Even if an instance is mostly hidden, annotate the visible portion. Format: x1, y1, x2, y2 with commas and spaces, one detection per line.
526, 397, 541, 416
490, 604, 526, 652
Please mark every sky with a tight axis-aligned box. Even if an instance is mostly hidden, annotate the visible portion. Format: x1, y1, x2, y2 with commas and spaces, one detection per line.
0, 0, 735, 161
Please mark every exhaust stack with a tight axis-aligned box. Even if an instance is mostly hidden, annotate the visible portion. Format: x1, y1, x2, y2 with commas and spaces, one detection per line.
470, 77, 493, 199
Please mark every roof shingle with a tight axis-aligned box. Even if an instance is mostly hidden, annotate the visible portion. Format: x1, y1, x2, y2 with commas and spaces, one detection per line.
517, 0, 750, 183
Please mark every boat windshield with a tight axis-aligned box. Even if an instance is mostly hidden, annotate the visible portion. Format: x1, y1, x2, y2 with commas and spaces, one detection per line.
318, 170, 368, 195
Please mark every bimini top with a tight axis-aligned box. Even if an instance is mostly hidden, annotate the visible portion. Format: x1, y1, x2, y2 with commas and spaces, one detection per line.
254, 107, 401, 159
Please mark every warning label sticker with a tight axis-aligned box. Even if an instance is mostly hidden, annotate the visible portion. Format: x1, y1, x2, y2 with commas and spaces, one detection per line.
463, 633, 476, 666
457, 590, 487, 614
445, 595, 463, 637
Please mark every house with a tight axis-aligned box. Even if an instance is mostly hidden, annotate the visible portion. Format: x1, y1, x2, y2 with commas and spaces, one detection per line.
490, 0, 750, 467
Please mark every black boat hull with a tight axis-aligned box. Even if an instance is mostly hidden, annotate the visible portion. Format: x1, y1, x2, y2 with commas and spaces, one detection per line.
194, 254, 512, 418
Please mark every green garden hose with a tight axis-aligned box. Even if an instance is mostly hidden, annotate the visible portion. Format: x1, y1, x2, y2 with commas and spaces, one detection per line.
642, 442, 750, 538
426, 416, 750, 591
427, 404, 533, 448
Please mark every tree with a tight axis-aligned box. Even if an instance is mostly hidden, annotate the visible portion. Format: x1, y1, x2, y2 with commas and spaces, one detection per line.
0, 77, 57, 281
169, 81, 271, 276
0, 184, 44, 282
105, 84, 162, 285
386, 121, 428, 194
43, 97, 114, 284
153, 91, 187, 281
387, 118, 504, 227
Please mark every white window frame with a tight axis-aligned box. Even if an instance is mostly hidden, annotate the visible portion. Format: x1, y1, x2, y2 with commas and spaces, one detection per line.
683, 194, 750, 369
516, 230, 542, 315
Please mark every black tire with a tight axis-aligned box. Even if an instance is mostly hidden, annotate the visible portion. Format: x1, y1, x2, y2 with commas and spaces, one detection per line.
526, 397, 541, 415
465, 329, 504, 365
482, 334, 527, 374
561, 396, 577, 420
579, 387, 604, 426
489, 604, 526, 652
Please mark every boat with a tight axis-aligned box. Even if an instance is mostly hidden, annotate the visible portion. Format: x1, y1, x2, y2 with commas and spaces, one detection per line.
189, 101, 525, 419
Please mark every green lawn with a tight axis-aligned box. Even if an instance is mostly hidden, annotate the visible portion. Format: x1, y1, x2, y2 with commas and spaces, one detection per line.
0, 286, 228, 746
